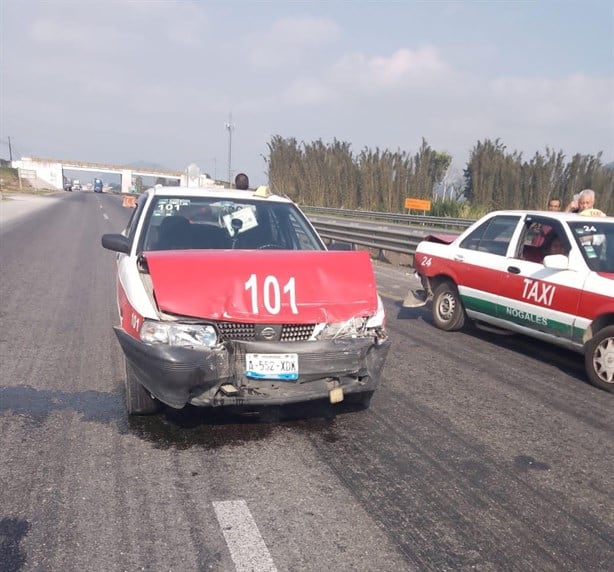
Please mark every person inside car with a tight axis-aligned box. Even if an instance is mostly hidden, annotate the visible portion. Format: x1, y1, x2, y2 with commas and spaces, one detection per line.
542, 233, 568, 257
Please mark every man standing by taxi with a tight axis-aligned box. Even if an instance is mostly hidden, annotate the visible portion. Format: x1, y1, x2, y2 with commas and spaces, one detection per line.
547, 198, 561, 211
565, 189, 606, 215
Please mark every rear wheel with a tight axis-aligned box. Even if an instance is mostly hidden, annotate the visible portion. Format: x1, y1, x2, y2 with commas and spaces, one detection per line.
431, 280, 466, 331
585, 326, 614, 392
124, 358, 160, 415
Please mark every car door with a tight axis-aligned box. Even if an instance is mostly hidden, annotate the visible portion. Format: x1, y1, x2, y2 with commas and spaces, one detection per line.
116, 194, 152, 334
453, 214, 522, 322
497, 215, 587, 341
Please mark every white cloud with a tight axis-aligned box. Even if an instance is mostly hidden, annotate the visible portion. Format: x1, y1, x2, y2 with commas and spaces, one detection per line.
281, 77, 338, 106
331, 47, 448, 93
248, 16, 340, 68
489, 74, 614, 124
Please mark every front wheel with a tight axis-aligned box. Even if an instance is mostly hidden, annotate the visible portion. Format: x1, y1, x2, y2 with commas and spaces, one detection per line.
124, 358, 160, 414
584, 326, 614, 392
431, 280, 466, 331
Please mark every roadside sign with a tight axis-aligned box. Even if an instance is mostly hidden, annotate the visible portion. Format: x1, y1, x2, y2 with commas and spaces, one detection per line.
18, 169, 37, 179
405, 198, 432, 211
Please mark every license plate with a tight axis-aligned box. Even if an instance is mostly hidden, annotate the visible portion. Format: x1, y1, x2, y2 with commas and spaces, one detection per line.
245, 353, 299, 381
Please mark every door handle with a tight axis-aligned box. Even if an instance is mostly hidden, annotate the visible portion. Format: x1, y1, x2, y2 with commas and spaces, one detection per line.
454, 254, 464, 261
507, 266, 521, 274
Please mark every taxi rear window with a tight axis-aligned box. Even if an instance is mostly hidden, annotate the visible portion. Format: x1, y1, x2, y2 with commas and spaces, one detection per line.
460, 215, 520, 256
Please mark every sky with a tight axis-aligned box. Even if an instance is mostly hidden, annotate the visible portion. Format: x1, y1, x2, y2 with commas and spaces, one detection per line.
1, 0, 613, 187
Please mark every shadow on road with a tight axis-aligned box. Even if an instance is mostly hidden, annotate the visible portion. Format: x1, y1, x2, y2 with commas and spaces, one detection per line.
0, 384, 372, 450
0, 385, 123, 426
127, 398, 367, 450
0, 517, 30, 572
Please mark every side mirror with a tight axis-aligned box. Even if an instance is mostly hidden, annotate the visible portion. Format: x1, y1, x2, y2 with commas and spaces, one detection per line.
543, 254, 570, 270
328, 241, 354, 251
102, 233, 131, 254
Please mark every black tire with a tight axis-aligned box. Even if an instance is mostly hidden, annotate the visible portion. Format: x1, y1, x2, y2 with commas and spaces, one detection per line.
431, 280, 466, 331
584, 325, 614, 393
124, 358, 160, 415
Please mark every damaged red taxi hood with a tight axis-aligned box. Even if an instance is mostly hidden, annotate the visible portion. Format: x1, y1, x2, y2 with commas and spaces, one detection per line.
144, 250, 379, 323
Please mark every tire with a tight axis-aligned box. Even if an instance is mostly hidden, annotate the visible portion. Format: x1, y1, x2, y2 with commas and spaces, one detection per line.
584, 325, 614, 393
124, 358, 160, 415
431, 280, 466, 331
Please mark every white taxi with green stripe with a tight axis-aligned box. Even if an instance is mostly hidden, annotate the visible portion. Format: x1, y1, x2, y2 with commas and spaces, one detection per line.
404, 210, 614, 393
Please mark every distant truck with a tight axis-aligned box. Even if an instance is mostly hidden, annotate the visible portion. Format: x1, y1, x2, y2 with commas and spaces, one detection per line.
93, 178, 103, 193
72, 179, 82, 191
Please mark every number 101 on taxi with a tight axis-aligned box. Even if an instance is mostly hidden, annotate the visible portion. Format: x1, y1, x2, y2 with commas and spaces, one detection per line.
245, 353, 299, 381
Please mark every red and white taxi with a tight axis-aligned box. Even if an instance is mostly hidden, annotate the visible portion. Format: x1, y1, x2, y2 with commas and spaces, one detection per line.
102, 185, 389, 414
404, 210, 614, 392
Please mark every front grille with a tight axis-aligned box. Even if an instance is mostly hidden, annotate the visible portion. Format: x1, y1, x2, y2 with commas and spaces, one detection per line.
215, 321, 315, 342
216, 322, 255, 341
280, 324, 315, 341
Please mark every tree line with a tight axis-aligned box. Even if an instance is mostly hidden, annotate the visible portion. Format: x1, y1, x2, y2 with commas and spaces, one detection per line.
265, 136, 613, 216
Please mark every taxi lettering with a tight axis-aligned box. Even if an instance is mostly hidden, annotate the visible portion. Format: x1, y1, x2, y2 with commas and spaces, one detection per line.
505, 307, 548, 326
522, 279, 556, 306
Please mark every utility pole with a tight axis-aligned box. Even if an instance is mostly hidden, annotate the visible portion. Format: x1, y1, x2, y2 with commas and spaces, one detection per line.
8, 136, 13, 161
225, 113, 235, 187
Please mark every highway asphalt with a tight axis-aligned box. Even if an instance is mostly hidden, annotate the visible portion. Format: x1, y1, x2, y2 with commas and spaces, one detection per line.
1, 191, 612, 572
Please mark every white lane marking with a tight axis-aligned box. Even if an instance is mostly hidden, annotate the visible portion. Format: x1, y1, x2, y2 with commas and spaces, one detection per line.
103, 213, 109, 220
213, 500, 277, 572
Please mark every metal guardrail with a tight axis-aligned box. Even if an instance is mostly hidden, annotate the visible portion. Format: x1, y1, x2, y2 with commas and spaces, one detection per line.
302, 206, 475, 230
303, 207, 476, 258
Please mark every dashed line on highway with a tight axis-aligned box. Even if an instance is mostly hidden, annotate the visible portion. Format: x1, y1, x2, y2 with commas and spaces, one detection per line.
213, 500, 278, 572
103, 213, 109, 220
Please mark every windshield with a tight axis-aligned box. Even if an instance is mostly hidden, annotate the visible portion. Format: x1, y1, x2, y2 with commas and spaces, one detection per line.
568, 220, 614, 272
139, 196, 325, 252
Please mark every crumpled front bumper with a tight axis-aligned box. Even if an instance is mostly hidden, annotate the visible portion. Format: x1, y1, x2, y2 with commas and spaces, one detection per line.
402, 272, 432, 308
114, 328, 390, 409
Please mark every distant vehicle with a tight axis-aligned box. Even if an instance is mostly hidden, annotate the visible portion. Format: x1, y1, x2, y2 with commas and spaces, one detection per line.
94, 178, 103, 193
64, 180, 72, 192
72, 179, 82, 191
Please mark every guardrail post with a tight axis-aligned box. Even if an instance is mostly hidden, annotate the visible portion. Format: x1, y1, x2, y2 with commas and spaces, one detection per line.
377, 248, 389, 263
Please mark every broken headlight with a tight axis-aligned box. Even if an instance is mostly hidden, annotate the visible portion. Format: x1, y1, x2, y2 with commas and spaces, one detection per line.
140, 320, 217, 348
365, 295, 386, 329
315, 296, 386, 339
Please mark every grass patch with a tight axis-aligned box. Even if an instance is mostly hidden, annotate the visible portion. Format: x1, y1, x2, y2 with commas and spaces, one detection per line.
0, 166, 56, 195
